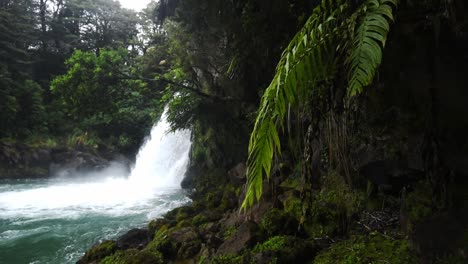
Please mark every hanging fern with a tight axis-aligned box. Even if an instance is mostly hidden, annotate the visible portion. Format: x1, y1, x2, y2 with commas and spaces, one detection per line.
241, 0, 397, 210
347, 0, 397, 96
241, 0, 348, 209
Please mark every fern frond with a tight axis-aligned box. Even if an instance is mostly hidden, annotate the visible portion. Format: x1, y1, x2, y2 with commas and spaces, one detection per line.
241, 1, 348, 210
347, 0, 397, 96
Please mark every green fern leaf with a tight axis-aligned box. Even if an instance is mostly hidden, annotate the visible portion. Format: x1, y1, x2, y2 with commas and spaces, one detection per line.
347, 0, 397, 96
241, 1, 347, 210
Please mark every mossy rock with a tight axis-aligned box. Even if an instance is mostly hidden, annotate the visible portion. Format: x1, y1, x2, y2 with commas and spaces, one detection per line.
148, 218, 169, 238
145, 225, 177, 258
78, 240, 118, 263
192, 213, 209, 226
177, 239, 202, 259
252, 235, 318, 263
219, 184, 238, 210
164, 205, 195, 222
207, 254, 245, 264
314, 234, 416, 264
400, 181, 433, 233
100, 248, 163, 264
261, 208, 299, 236
280, 190, 303, 220
306, 172, 364, 237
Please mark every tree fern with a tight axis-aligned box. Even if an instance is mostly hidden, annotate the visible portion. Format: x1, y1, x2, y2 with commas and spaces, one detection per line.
242, 0, 397, 210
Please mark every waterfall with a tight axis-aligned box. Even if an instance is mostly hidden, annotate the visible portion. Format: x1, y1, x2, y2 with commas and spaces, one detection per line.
128, 107, 191, 188
0, 108, 192, 217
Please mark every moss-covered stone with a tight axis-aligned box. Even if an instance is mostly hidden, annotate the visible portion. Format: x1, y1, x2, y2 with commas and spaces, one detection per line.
78, 240, 118, 263
252, 236, 287, 253
261, 208, 298, 236
400, 181, 433, 233
222, 225, 237, 240
306, 172, 364, 237
207, 254, 245, 264
192, 213, 209, 226
314, 234, 416, 264
100, 248, 163, 264
281, 191, 303, 220
251, 235, 318, 263
145, 225, 177, 258
148, 218, 169, 238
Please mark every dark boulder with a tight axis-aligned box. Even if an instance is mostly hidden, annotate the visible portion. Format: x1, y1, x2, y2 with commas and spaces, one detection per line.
359, 160, 424, 194
216, 221, 262, 255
116, 228, 150, 250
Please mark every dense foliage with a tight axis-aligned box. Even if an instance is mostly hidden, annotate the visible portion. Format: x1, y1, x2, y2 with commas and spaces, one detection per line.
3, 0, 468, 262
0, 0, 167, 152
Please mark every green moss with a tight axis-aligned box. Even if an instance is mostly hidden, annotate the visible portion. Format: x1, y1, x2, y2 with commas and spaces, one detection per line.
401, 181, 433, 232
306, 172, 364, 237
252, 236, 287, 253
281, 191, 303, 220
192, 213, 209, 226
80, 240, 117, 263
148, 219, 169, 238
100, 248, 163, 264
314, 234, 416, 264
176, 219, 192, 228
222, 225, 237, 240
261, 208, 298, 236
209, 254, 243, 264
251, 236, 318, 263
177, 239, 202, 259
145, 226, 177, 258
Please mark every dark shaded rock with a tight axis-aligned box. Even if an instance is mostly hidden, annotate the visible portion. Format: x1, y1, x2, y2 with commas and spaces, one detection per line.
216, 221, 262, 255
260, 208, 299, 236
154, 227, 201, 260
116, 228, 150, 250
50, 149, 110, 176
252, 251, 276, 264
411, 212, 468, 260
360, 160, 424, 194
228, 162, 246, 185
168, 227, 199, 243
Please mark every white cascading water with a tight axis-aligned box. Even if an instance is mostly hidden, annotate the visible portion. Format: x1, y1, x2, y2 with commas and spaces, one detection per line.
0, 108, 192, 218
129, 108, 191, 188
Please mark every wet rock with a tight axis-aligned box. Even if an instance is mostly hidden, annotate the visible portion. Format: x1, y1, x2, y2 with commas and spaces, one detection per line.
228, 162, 246, 185
117, 228, 150, 250
216, 221, 262, 255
